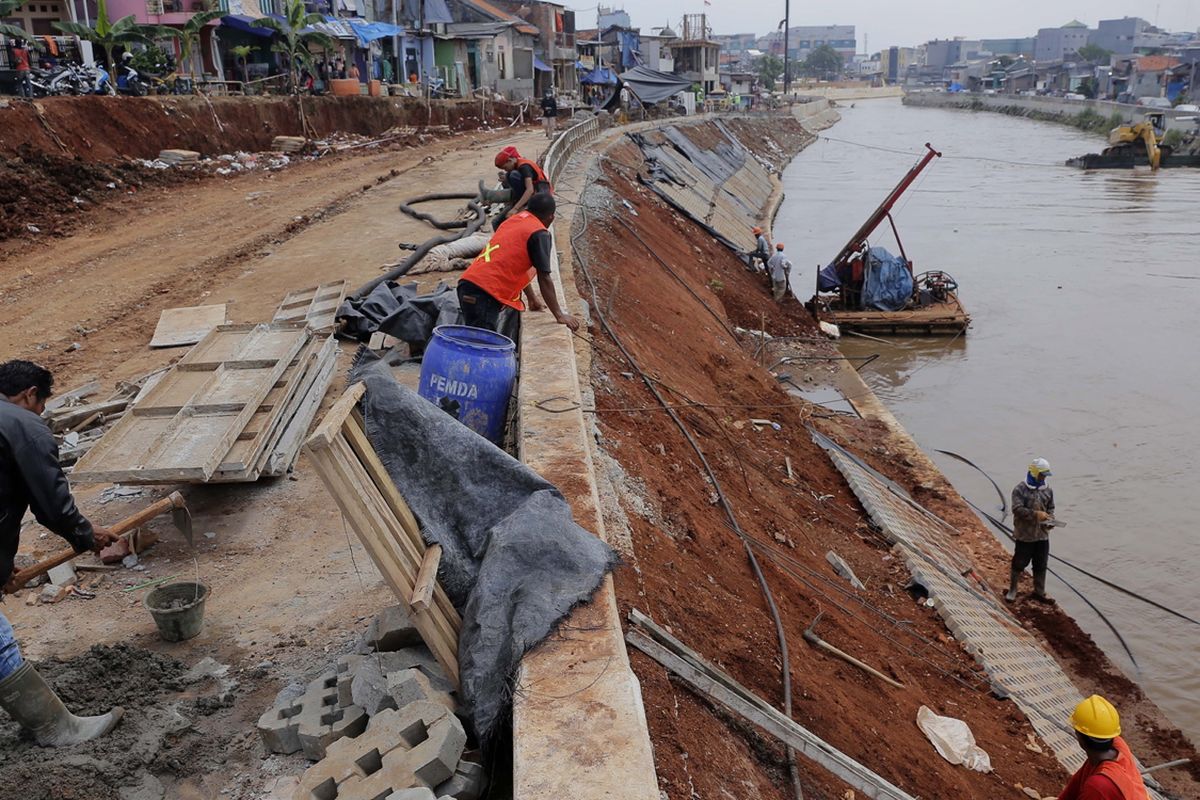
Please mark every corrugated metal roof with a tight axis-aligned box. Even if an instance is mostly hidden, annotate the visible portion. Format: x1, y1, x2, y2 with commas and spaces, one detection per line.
1136, 55, 1180, 72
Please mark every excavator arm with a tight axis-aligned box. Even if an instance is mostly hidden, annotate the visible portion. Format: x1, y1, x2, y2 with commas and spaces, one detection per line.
1141, 124, 1162, 170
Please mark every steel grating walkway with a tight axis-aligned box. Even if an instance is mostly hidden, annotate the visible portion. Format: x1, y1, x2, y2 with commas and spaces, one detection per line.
812, 431, 1168, 799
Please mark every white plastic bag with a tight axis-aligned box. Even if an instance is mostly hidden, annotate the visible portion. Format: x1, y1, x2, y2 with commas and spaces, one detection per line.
916, 705, 992, 772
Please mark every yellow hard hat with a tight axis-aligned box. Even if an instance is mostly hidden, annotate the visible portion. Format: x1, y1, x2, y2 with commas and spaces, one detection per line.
1070, 695, 1121, 739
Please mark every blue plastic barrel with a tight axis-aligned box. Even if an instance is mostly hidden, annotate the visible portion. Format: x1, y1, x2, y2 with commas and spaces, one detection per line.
419, 325, 517, 444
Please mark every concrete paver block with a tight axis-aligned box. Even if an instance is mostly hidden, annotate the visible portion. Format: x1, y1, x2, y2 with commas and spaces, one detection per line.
337, 648, 453, 707
384, 789, 437, 800
257, 670, 368, 760
365, 605, 424, 652
433, 760, 486, 800
47, 561, 78, 586
295, 701, 467, 799
388, 669, 456, 714
351, 657, 397, 716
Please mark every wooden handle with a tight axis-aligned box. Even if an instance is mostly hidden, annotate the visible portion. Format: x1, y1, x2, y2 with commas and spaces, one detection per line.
108, 491, 185, 536
5, 491, 186, 590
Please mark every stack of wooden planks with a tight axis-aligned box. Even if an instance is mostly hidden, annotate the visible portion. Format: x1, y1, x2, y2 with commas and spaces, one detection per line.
72, 322, 338, 485
272, 280, 347, 333
304, 382, 461, 688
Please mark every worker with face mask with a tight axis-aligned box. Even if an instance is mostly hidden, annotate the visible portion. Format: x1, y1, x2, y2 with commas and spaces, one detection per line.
1058, 695, 1151, 799
1007, 457, 1056, 603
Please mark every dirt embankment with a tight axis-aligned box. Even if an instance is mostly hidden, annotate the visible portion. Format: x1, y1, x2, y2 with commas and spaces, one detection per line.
0, 94, 527, 242
0, 95, 526, 162
575, 119, 1200, 799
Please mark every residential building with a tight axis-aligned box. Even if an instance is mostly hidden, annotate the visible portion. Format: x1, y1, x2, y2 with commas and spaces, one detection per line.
492, 0, 577, 94
640, 27, 675, 72
924, 38, 982, 68
784, 24, 855, 62
879, 46, 916, 84
1034, 21, 1091, 63
1093, 17, 1169, 55
105, 0, 223, 76
596, 4, 627, 30
982, 37, 1035, 56
443, 0, 539, 98
1128, 54, 1180, 97
712, 32, 755, 54
672, 13, 718, 93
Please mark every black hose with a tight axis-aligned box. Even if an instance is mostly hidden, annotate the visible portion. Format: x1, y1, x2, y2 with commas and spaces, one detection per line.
398, 191, 479, 230
934, 449, 1008, 522
350, 195, 487, 300
969, 500, 1200, 628
572, 201, 806, 800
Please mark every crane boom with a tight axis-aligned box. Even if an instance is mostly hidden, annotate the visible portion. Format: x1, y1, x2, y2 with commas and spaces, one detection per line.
825, 143, 941, 272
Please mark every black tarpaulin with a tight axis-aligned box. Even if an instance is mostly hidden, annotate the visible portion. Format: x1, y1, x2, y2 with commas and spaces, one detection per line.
618, 65, 693, 104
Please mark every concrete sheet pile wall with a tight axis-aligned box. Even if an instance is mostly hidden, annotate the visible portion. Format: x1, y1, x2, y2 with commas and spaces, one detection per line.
631, 119, 776, 253
814, 432, 1169, 800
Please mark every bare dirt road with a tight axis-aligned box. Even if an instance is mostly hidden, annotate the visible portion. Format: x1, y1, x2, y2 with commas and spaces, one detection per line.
0, 125, 547, 799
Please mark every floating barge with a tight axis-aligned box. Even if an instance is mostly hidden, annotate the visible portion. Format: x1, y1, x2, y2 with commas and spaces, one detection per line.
811, 143, 971, 336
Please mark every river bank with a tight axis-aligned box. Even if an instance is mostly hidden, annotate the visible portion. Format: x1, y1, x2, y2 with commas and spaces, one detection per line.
561, 111, 1199, 797
903, 89, 1200, 134
783, 96, 1200, 758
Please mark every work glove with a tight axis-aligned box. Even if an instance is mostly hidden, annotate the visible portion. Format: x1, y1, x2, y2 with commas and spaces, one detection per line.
1034, 511, 1050, 522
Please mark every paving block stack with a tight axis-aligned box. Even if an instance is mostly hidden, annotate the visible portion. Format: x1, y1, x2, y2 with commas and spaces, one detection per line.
256, 606, 486, 800
272, 136, 308, 154
157, 149, 201, 166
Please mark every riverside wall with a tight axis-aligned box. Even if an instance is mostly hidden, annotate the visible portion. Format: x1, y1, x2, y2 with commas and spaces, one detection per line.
903, 90, 1199, 133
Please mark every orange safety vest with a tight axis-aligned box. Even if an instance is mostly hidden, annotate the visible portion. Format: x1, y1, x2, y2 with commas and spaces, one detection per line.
460, 211, 546, 311
515, 157, 553, 193
1093, 738, 1151, 799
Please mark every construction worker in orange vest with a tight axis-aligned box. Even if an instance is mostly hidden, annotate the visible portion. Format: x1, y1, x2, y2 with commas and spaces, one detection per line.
495, 145, 553, 222
1058, 695, 1151, 800
457, 193, 579, 334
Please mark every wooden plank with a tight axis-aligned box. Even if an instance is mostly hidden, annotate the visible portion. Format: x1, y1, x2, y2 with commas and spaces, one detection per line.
305, 382, 366, 450
149, 304, 228, 348
625, 628, 917, 800
342, 414, 460, 634
309, 435, 459, 686
272, 280, 347, 332
44, 380, 101, 413
72, 323, 309, 483
262, 338, 339, 476
410, 544, 441, 615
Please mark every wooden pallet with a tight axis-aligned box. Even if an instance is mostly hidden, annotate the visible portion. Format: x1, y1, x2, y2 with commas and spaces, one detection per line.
72, 323, 310, 484
304, 382, 461, 688
273, 281, 347, 333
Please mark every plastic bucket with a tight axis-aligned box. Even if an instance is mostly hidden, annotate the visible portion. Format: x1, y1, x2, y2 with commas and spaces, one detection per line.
419, 325, 517, 443
144, 582, 209, 642
330, 78, 360, 96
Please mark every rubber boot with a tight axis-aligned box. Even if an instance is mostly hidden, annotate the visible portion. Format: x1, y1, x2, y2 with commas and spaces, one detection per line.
1032, 570, 1056, 605
1004, 569, 1020, 603
0, 662, 123, 746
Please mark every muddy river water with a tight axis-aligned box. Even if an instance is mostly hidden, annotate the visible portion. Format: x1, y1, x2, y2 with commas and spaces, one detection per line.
777, 97, 1200, 741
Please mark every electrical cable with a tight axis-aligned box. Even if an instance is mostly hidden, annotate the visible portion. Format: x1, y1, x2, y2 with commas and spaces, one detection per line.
933, 449, 1008, 522
815, 133, 1066, 168
570, 199, 806, 800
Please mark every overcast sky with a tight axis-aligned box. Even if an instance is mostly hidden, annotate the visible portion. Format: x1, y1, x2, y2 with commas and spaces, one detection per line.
590, 0, 1199, 50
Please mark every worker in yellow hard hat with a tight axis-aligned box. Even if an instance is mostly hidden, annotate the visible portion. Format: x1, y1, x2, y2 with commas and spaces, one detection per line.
1058, 695, 1150, 799
1007, 457, 1056, 603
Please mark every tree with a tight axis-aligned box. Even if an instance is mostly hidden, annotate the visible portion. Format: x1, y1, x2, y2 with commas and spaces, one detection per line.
231, 44, 253, 86
252, 0, 335, 94
757, 53, 783, 91
803, 44, 842, 79
53, 0, 160, 72
1077, 76, 1097, 99
158, 8, 223, 83
1076, 43, 1112, 64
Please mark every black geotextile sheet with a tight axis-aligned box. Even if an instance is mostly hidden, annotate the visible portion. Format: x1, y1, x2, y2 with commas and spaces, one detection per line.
337, 280, 462, 343
349, 351, 618, 742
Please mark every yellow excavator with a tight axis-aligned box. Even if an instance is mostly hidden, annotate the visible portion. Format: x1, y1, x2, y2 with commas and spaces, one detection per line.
1103, 111, 1169, 170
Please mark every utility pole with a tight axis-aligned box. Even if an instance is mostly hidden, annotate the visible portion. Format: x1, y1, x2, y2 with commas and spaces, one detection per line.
782, 0, 790, 95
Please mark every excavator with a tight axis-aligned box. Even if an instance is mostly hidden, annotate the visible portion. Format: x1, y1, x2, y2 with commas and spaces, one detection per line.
1103, 111, 1168, 170
1067, 111, 1177, 170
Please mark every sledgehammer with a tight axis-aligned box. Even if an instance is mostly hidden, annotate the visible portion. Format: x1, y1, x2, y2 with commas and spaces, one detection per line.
5, 491, 192, 592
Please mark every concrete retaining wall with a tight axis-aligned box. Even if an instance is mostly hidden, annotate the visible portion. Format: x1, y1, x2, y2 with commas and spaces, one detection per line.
903, 90, 1199, 133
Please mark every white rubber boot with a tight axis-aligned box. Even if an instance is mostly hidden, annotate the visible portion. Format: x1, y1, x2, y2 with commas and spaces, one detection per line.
0, 662, 123, 746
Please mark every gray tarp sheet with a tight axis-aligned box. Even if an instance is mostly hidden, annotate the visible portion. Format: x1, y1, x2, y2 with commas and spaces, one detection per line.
337, 280, 461, 343
619, 65, 693, 104
349, 352, 618, 742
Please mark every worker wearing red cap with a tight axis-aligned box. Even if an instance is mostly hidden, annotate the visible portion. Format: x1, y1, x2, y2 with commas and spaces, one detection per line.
495, 146, 552, 222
